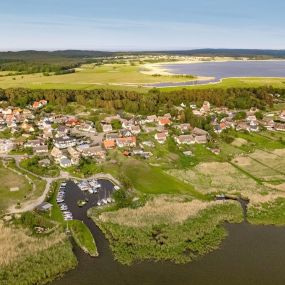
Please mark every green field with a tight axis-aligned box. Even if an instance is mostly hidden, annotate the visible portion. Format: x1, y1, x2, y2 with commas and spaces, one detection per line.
0, 63, 190, 91
0, 161, 32, 213
0, 62, 284, 91
103, 154, 203, 198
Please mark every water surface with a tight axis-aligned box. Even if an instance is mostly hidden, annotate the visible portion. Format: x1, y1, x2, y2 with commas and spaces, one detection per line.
149, 60, 285, 87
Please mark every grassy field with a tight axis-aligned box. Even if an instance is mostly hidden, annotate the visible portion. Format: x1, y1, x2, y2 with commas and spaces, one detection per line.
103, 154, 203, 198
247, 198, 285, 225
167, 161, 270, 196
0, 63, 191, 91
69, 220, 98, 257
0, 161, 32, 214
0, 220, 77, 285
0, 62, 284, 91
163, 77, 285, 91
92, 199, 243, 265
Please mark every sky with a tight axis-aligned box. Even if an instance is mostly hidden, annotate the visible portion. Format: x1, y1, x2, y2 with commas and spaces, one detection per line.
0, 0, 285, 51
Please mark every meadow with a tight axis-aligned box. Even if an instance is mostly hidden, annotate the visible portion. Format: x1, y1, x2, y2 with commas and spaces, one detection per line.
0, 161, 32, 214
0, 219, 77, 285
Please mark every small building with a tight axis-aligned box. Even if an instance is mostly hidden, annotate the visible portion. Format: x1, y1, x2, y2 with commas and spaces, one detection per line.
195, 135, 208, 144
33, 145, 49, 155
102, 124, 113, 133
154, 132, 167, 144
116, 136, 136, 148
103, 139, 116, 150
175, 135, 195, 145
60, 157, 72, 168
36, 202, 53, 212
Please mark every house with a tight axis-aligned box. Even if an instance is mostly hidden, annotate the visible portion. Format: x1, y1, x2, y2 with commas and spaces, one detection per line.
120, 129, 133, 137
102, 124, 113, 133
246, 115, 257, 123
116, 136, 136, 148
130, 125, 141, 135
54, 136, 77, 149
261, 118, 275, 131
275, 123, 285, 131
158, 117, 171, 126
66, 118, 80, 127
32, 100, 47, 109
33, 145, 49, 155
236, 122, 249, 131
81, 146, 106, 159
0, 139, 14, 153
67, 147, 81, 160
175, 135, 195, 145
79, 122, 97, 133
176, 123, 192, 133
154, 132, 167, 144
36, 202, 53, 212
192, 127, 209, 137
103, 139, 116, 150
195, 135, 208, 144
50, 147, 63, 162
56, 126, 69, 137
38, 158, 51, 167
145, 115, 158, 123
43, 128, 53, 139
25, 139, 43, 148
59, 157, 72, 168
200, 101, 211, 113
21, 122, 35, 133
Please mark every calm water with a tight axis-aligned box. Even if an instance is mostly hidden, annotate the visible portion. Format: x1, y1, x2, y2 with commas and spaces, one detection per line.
149, 60, 285, 87
51, 182, 285, 285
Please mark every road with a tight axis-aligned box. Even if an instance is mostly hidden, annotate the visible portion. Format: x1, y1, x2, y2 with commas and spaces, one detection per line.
0, 153, 120, 214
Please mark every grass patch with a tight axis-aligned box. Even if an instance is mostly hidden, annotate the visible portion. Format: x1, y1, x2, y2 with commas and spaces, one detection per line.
247, 198, 285, 225
0, 161, 32, 214
69, 220, 98, 257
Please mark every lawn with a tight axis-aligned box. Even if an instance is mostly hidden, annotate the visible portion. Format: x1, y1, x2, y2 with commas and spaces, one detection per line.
0, 161, 32, 214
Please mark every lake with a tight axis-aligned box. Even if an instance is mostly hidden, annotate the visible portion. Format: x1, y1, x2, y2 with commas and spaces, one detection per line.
51, 182, 285, 285
148, 60, 285, 87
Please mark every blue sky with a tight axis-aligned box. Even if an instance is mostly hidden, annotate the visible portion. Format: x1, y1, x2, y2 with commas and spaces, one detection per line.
0, 0, 284, 51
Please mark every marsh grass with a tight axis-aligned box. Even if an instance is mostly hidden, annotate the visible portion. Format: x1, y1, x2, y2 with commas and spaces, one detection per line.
93, 199, 243, 265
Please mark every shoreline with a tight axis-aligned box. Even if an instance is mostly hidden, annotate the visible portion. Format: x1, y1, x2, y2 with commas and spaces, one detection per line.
144, 76, 285, 89
141, 58, 285, 77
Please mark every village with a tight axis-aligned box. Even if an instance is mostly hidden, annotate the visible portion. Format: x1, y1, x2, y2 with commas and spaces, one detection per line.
0, 98, 285, 172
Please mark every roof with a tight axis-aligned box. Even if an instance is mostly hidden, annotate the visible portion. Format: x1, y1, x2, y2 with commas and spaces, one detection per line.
103, 139, 116, 149
158, 118, 171, 125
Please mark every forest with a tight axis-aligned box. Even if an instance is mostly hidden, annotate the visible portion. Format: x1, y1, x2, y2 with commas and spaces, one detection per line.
0, 86, 282, 114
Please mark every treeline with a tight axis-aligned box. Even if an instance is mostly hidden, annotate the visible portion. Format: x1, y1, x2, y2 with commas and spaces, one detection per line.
0, 86, 283, 114
0, 61, 80, 74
